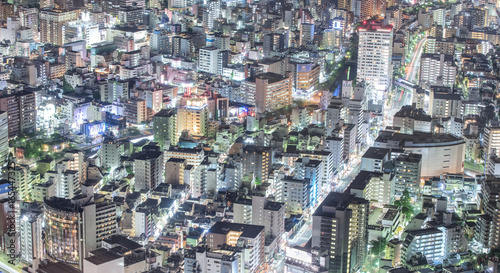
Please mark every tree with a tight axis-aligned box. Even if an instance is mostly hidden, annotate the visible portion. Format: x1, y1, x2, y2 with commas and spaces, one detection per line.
394, 189, 414, 220
370, 237, 387, 257
62, 77, 74, 93
255, 176, 262, 186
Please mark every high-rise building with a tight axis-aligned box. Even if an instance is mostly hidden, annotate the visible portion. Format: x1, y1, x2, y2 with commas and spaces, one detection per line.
240, 72, 292, 114
357, 22, 393, 95
242, 145, 272, 184
44, 168, 80, 199
206, 222, 265, 273
276, 176, 310, 215
153, 108, 177, 146
123, 99, 147, 124
419, 53, 457, 87
44, 195, 117, 269
100, 134, 122, 171
299, 23, 314, 46
198, 47, 222, 75
428, 87, 462, 119
19, 203, 43, 263
39, 9, 79, 46
312, 192, 368, 273
134, 150, 164, 191
485, 126, 500, 158
0, 111, 8, 168
393, 153, 422, 199
0, 91, 36, 138
177, 97, 209, 137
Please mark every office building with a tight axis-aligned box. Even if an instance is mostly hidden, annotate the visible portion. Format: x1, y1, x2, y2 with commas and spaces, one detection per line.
44, 195, 117, 269
357, 22, 393, 95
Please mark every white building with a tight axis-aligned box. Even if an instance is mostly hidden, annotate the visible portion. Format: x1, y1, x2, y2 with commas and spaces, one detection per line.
420, 53, 457, 87
198, 47, 220, 75
357, 22, 393, 95
402, 228, 445, 264
134, 150, 164, 191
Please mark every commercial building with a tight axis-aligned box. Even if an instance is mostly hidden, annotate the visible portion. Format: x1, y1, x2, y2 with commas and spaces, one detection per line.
374, 131, 465, 177
44, 195, 117, 269
357, 22, 393, 94
177, 97, 210, 137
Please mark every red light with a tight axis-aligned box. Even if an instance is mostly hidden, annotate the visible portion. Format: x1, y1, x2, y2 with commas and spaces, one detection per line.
363, 20, 367, 24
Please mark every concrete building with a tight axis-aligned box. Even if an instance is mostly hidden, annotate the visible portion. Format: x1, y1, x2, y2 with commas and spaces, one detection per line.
240, 72, 292, 114
429, 87, 462, 119
100, 134, 122, 172
19, 204, 44, 263
153, 108, 177, 147
133, 150, 164, 191
393, 106, 432, 134
44, 168, 80, 199
349, 171, 393, 204
312, 192, 368, 273
299, 23, 314, 45
360, 147, 391, 173
177, 97, 209, 137
393, 153, 422, 199
276, 176, 310, 215
420, 53, 457, 87
39, 8, 79, 46
44, 195, 117, 269
357, 22, 393, 95
206, 222, 265, 273
402, 228, 445, 265
198, 47, 220, 75
123, 99, 147, 124
374, 131, 465, 177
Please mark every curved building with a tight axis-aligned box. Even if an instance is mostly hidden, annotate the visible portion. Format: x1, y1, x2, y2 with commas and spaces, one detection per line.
44, 195, 117, 269
44, 197, 83, 266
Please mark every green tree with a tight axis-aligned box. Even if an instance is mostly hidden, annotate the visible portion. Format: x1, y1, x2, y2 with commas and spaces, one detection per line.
370, 237, 387, 257
62, 77, 74, 93
255, 176, 262, 186
394, 189, 414, 220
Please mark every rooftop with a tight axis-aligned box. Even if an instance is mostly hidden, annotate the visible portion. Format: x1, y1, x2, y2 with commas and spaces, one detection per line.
85, 248, 122, 265
208, 222, 264, 239
362, 147, 391, 160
